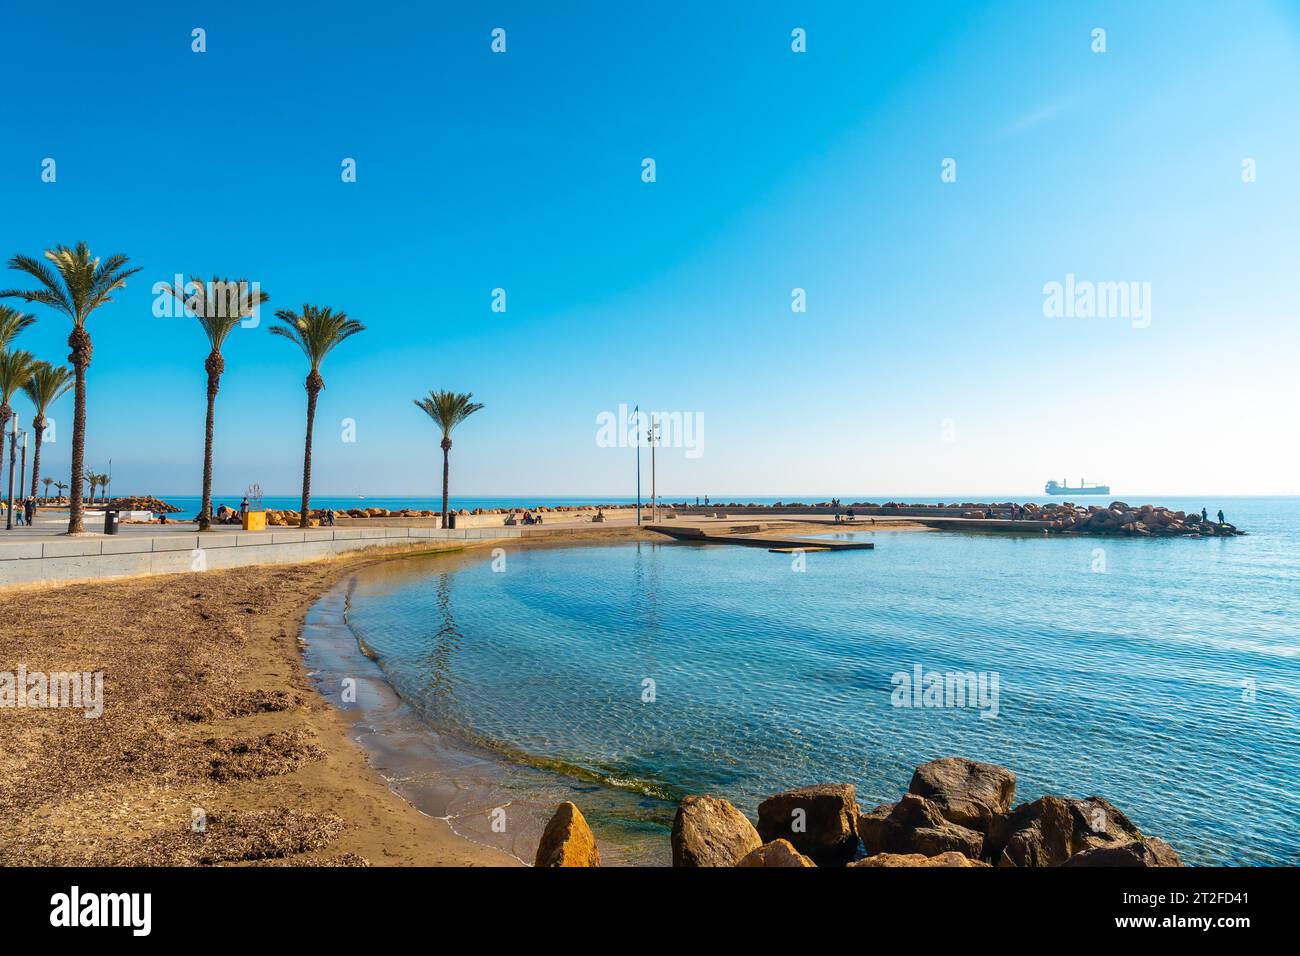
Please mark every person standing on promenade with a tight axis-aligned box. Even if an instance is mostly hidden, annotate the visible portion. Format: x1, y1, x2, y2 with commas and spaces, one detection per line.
24, 496, 35, 526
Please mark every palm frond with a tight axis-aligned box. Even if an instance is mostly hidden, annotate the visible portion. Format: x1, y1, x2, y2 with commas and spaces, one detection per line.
270, 304, 364, 369
165, 276, 269, 350
0, 306, 37, 350
1, 254, 74, 318
5, 244, 138, 326
414, 390, 485, 436
0, 349, 38, 405
21, 360, 73, 413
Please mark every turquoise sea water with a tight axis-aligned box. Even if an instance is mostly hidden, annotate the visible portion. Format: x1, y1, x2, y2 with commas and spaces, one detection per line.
328, 495, 1299, 865
144, 491, 1205, 514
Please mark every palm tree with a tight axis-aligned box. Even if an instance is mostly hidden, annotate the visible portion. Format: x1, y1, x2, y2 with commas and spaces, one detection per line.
270, 305, 364, 528
0, 349, 37, 513
413, 391, 484, 530
54, 479, 68, 499
0, 307, 35, 493
163, 277, 268, 531
42, 476, 53, 500
1, 243, 140, 533
22, 361, 72, 499
87, 470, 107, 505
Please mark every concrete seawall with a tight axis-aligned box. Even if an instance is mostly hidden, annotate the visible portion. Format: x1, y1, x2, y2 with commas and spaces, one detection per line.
0, 526, 562, 589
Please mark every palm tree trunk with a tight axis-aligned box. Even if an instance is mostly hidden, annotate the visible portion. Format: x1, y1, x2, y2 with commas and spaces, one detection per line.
5, 423, 16, 530
200, 352, 222, 532
441, 436, 451, 530
0, 407, 9, 507
29, 416, 44, 499
67, 328, 91, 535
199, 387, 216, 530
300, 370, 323, 529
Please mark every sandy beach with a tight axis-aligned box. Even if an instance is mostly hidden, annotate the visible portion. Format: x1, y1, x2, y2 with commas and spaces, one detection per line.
0, 542, 539, 867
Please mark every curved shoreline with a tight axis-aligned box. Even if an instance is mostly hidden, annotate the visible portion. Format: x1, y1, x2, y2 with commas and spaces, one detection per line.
301, 533, 686, 866
302, 578, 535, 864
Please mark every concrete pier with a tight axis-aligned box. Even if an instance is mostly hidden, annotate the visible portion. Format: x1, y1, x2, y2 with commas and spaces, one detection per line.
646, 525, 874, 550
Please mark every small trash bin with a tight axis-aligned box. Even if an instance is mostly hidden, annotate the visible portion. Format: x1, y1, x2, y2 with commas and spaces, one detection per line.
104, 509, 120, 535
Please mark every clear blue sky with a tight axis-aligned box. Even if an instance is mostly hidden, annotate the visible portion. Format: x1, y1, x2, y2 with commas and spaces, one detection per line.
2, 1, 1297, 498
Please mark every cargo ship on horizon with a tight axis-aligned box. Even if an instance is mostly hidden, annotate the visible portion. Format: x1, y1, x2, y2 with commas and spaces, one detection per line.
1045, 478, 1111, 496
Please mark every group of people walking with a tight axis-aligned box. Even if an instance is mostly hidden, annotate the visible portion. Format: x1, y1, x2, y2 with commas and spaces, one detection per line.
0, 496, 38, 526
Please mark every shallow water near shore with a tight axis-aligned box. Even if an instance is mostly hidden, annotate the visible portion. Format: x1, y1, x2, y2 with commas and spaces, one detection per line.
309, 496, 1300, 865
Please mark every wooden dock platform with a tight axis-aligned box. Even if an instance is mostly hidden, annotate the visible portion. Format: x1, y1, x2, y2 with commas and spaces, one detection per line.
646, 525, 874, 551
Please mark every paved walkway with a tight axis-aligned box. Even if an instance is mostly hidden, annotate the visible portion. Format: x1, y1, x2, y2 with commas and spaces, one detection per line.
0, 508, 946, 589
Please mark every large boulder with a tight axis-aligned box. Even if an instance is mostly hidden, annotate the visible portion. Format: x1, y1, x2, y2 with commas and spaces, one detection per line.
907, 757, 1016, 834
856, 803, 895, 854
757, 784, 859, 865
1066, 796, 1141, 853
990, 794, 1145, 866
990, 796, 1076, 867
849, 851, 989, 868
1061, 838, 1183, 867
671, 795, 762, 867
534, 802, 600, 867
737, 839, 816, 868
858, 795, 984, 860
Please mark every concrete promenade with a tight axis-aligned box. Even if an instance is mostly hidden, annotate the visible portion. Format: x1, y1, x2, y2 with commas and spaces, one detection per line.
0, 507, 940, 589
0, 516, 554, 589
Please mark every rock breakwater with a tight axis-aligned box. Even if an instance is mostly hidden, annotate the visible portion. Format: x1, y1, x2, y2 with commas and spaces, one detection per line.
534, 756, 1184, 868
